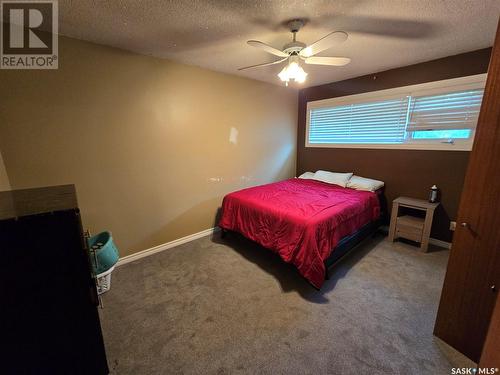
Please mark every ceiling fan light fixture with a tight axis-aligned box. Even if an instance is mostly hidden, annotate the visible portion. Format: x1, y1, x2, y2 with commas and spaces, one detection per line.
278, 56, 307, 85
278, 66, 289, 82
295, 68, 307, 83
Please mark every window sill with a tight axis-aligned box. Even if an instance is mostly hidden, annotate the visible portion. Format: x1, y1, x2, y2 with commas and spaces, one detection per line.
305, 142, 473, 151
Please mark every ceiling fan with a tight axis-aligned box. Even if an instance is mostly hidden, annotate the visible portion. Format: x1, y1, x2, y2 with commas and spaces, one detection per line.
239, 19, 351, 85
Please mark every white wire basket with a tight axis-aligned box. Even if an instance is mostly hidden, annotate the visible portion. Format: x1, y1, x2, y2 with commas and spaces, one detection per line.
96, 266, 115, 295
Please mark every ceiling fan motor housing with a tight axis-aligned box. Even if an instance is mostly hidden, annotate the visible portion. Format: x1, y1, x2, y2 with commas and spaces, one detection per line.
283, 41, 306, 55
283, 19, 307, 55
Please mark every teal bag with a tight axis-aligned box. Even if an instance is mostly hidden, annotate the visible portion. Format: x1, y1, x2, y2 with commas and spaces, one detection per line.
88, 231, 119, 275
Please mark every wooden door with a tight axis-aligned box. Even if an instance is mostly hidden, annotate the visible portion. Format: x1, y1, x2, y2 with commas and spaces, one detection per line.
433, 20, 500, 362
479, 294, 500, 369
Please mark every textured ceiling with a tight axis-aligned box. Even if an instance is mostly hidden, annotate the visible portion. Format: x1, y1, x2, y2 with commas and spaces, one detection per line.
58, 0, 499, 88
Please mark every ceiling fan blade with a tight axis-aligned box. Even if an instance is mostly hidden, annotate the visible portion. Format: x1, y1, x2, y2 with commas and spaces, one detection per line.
299, 31, 348, 57
247, 40, 288, 57
238, 57, 287, 71
303, 56, 351, 66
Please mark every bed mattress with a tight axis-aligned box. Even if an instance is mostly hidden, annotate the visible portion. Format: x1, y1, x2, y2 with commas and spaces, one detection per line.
219, 178, 380, 289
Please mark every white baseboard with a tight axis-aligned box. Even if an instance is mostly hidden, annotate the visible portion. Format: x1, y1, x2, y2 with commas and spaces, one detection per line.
429, 237, 452, 249
116, 225, 452, 267
380, 225, 452, 249
117, 227, 218, 266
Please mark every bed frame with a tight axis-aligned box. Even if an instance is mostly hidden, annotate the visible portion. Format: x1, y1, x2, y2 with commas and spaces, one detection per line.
323, 219, 382, 279
324, 188, 388, 278
221, 187, 388, 284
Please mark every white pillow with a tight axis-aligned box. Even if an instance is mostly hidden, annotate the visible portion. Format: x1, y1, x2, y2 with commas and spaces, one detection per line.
313, 170, 353, 187
347, 175, 384, 192
298, 171, 315, 179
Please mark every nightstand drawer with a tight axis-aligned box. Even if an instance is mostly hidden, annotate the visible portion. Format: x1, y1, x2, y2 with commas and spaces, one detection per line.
396, 215, 424, 242
396, 227, 423, 242
396, 215, 425, 230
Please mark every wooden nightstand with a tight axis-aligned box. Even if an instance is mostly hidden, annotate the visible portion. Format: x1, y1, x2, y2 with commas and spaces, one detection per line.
388, 197, 439, 252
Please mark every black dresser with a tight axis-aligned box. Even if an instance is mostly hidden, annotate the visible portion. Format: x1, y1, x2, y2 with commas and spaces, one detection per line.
0, 185, 109, 375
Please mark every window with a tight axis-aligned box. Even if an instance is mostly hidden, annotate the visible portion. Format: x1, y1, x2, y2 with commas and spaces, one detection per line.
306, 74, 486, 150
309, 97, 410, 144
406, 89, 483, 144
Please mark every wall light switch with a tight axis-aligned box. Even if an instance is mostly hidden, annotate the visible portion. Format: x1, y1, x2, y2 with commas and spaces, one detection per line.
450, 221, 457, 231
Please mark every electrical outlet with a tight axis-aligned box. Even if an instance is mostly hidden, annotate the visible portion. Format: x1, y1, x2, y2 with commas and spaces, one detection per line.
450, 221, 457, 231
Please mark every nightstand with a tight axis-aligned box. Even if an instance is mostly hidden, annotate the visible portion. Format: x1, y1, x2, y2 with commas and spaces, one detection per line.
388, 197, 439, 252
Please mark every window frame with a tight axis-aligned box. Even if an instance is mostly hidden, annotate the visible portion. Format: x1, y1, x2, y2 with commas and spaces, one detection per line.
305, 74, 487, 151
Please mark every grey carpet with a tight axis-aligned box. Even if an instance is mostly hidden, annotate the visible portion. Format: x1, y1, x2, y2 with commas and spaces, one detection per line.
99, 232, 472, 375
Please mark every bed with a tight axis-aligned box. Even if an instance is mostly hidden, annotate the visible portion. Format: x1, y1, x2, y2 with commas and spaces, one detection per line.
219, 177, 385, 289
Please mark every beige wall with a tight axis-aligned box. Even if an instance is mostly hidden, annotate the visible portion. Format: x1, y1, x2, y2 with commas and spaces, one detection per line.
0, 36, 297, 256
0, 149, 10, 191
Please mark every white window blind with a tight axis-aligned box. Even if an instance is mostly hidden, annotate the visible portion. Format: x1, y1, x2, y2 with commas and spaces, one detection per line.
308, 97, 410, 144
407, 89, 484, 132
306, 74, 487, 150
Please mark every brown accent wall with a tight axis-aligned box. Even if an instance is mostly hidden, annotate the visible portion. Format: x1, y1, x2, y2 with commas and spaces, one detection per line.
297, 49, 492, 242
0, 36, 298, 257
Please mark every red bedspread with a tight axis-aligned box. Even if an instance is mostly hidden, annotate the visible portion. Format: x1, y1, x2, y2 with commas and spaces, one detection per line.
219, 178, 380, 289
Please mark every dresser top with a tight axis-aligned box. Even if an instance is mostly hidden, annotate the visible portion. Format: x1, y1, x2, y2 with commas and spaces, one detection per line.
0, 185, 78, 221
